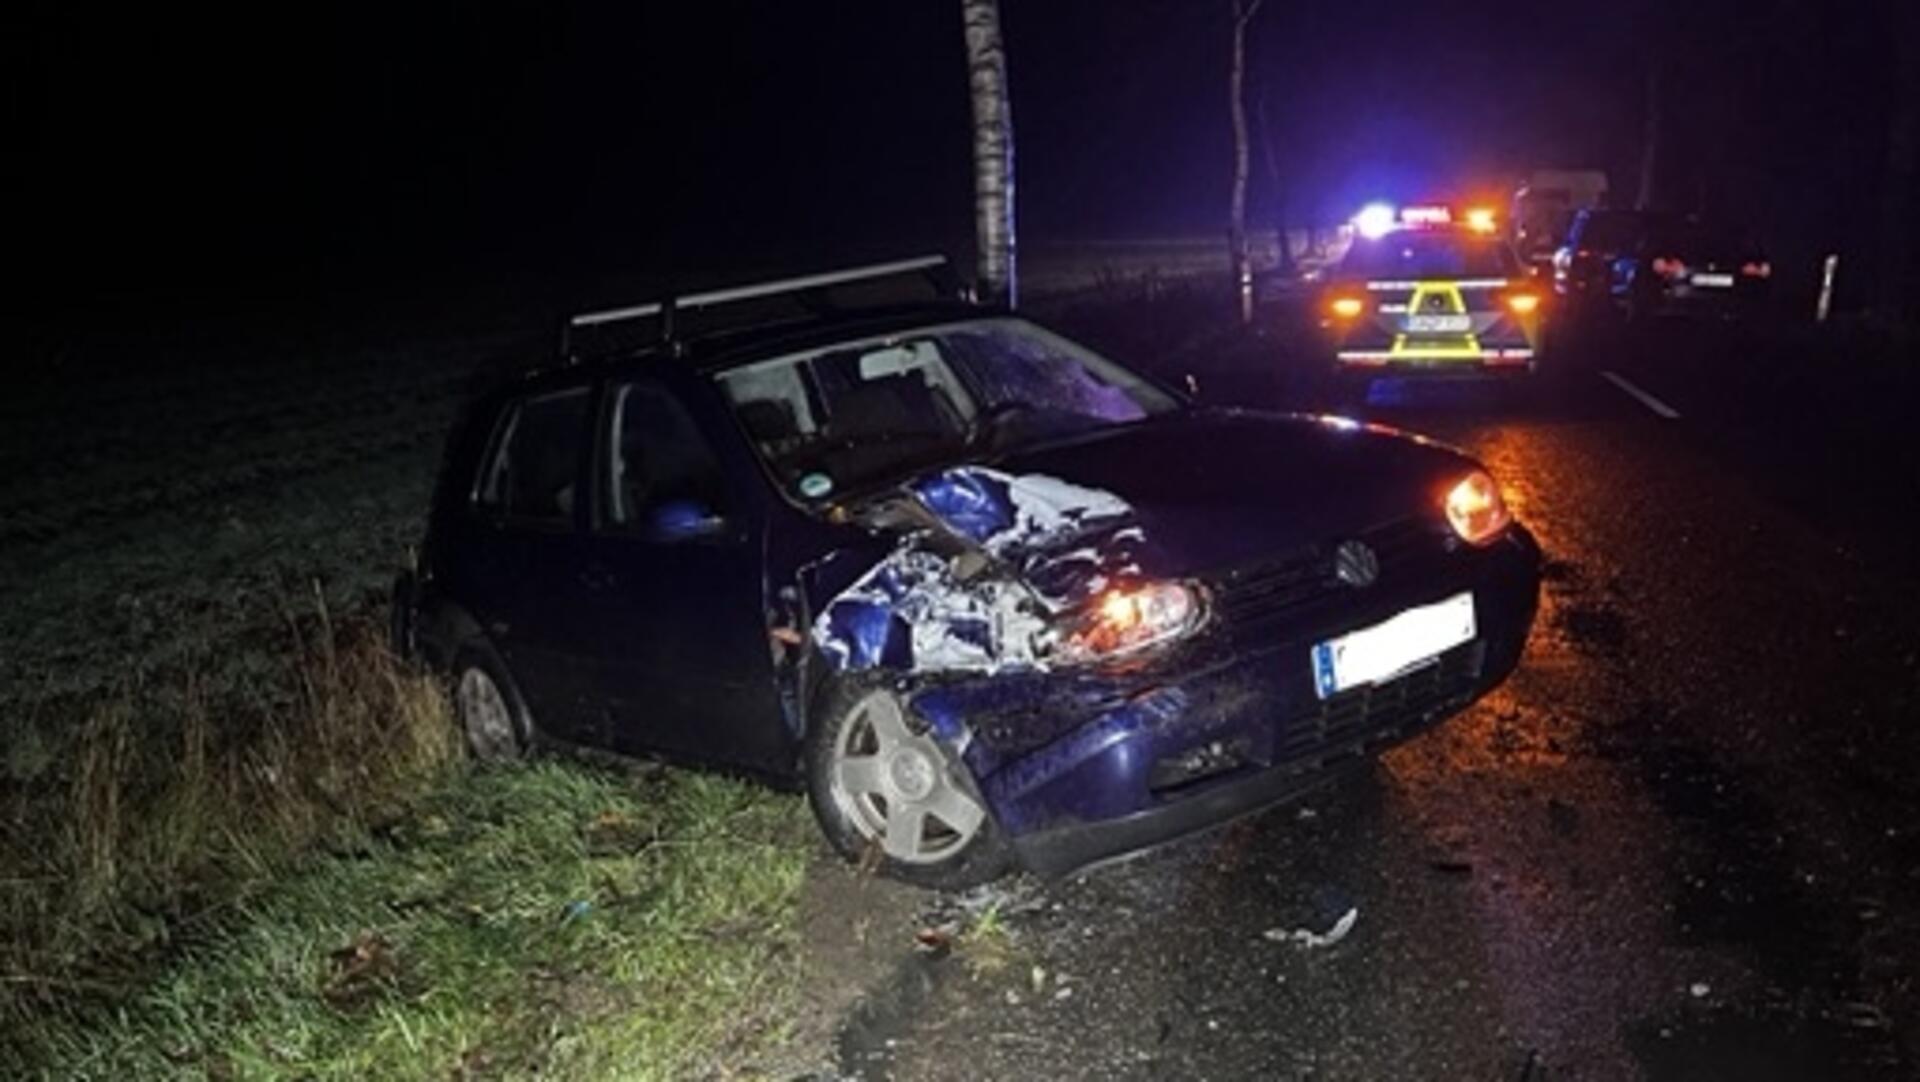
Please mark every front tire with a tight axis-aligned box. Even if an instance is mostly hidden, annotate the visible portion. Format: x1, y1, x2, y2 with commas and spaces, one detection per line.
804, 679, 1012, 889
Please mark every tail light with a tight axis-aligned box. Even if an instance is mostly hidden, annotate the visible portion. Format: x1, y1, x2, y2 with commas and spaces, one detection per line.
1329, 295, 1365, 319
1651, 257, 1687, 279
1740, 261, 1772, 279
1505, 292, 1541, 315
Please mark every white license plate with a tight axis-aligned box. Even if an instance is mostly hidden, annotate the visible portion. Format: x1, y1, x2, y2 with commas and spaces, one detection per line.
1311, 592, 1476, 699
1690, 272, 1735, 288
1407, 314, 1472, 333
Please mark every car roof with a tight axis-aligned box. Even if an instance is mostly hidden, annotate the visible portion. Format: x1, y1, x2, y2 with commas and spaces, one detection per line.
498, 301, 1000, 398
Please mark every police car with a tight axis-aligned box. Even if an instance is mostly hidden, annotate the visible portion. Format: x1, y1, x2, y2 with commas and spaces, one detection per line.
1319, 204, 1546, 382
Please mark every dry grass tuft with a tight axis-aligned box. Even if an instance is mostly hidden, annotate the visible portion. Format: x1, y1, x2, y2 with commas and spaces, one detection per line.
0, 586, 459, 1037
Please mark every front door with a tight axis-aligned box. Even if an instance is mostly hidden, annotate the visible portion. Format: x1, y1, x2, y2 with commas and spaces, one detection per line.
572, 376, 789, 773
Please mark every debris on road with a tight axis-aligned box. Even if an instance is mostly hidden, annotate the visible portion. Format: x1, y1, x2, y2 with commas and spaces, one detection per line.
1263, 906, 1359, 950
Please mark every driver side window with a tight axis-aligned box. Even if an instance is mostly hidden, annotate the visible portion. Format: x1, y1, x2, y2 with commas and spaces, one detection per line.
604, 380, 731, 540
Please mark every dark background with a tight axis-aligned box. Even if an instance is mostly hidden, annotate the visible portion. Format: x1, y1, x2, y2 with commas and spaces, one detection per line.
10, 1, 1913, 318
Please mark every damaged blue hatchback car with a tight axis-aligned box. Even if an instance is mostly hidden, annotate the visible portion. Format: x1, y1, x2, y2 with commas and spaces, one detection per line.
395, 257, 1540, 887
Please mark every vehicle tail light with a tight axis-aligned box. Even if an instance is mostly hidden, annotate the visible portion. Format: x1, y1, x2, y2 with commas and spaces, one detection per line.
1651, 257, 1687, 279
1464, 207, 1497, 233
1740, 261, 1772, 279
1443, 470, 1512, 546
1505, 293, 1541, 315
1329, 295, 1365, 319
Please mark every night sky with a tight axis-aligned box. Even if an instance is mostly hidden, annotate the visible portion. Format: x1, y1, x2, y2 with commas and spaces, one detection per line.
12, 1, 1908, 309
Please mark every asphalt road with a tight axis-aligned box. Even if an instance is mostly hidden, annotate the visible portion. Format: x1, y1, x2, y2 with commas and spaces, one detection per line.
834, 315, 1920, 1080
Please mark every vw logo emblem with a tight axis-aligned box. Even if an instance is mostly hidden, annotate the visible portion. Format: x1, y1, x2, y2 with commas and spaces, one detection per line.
1333, 540, 1379, 588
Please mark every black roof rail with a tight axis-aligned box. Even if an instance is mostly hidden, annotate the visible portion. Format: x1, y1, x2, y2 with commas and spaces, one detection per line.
558, 254, 964, 363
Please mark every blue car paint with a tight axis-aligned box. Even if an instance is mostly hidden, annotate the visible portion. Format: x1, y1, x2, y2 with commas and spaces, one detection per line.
908, 468, 1015, 544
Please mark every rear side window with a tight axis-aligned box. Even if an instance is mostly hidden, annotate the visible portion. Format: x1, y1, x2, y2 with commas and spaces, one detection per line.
604, 380, 732, 539
474, 387, 592, 526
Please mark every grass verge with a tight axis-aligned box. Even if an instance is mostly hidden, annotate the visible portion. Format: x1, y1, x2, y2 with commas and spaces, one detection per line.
4, 589, 813, 1078
9, 762, 810, 1079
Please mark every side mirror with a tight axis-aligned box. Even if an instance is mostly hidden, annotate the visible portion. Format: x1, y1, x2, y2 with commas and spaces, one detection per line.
648, 499, 728, 541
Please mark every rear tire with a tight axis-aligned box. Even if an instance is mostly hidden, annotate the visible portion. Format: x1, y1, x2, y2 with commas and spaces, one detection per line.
804, 677, 1013, 889
451, 641, 532, 762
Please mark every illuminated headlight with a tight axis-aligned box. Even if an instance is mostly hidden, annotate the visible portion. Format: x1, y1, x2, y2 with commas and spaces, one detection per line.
1443, 470, 1513, 546
1046, 581, 1205, 664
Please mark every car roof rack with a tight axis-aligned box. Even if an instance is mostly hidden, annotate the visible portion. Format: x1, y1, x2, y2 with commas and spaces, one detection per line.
559, 254, 965, 363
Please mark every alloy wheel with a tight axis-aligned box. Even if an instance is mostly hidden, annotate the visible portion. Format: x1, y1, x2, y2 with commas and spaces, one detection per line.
828, 690, 986, 864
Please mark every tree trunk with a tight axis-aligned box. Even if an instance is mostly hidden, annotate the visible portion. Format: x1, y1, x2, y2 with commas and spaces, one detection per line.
1636, 66, 1660, 211
1256, 87, 1294, 274
962, 0, 1015, 307
1228, 0, 1263, 323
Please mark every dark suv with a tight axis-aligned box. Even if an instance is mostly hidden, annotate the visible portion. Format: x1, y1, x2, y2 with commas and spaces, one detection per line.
394, 257, 1540, 886
1553, 209, 1771, 318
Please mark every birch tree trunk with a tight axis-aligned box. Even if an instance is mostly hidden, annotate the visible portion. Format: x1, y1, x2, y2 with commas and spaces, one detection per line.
963, 0, 1015, 307
1228, 0, 1264, 323
1256, 87, 1294, 274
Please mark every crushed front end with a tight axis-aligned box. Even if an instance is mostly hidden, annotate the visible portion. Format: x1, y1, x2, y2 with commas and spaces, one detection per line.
913, 515, 1539, 877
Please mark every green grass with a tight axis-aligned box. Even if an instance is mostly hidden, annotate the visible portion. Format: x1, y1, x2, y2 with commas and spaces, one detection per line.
11, 762, 811, 1080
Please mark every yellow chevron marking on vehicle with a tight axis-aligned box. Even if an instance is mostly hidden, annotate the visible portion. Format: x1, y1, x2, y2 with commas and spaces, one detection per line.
1391, 280, 1482, 359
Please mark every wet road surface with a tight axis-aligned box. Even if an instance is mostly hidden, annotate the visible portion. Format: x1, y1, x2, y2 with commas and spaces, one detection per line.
835, 320, 1920, 1080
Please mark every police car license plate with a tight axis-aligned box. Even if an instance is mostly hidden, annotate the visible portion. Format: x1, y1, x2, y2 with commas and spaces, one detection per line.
1311, 592, 1476, 699
1407, 314, 1472, 333
1691, 272, 1735, 288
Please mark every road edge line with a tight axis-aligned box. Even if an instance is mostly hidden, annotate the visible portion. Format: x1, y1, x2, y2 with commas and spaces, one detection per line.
1600, 370, 1682, 420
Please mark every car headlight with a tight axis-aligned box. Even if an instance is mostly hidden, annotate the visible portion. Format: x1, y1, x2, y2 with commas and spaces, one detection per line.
1046, 581, 1204, 664
1443, 470, 1513, 546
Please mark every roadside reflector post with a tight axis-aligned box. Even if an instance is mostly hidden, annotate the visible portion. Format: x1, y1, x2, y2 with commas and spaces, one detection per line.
1816, 253, 1840, 322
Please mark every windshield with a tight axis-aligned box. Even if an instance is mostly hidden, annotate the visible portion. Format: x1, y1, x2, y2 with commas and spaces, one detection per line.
716, 317, 1178, 502
1340, 232, 1519, 279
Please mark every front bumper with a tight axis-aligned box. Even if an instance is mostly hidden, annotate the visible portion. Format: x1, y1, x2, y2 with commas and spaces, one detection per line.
918, 524, 1540, 878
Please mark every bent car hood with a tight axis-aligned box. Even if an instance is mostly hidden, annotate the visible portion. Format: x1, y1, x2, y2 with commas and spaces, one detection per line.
812, 408, 1474, 676
982, 409, 1469, 577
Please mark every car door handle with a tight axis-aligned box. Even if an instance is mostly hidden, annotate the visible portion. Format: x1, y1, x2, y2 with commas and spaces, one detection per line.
579, 562, 616, 592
